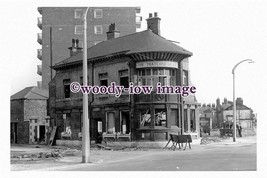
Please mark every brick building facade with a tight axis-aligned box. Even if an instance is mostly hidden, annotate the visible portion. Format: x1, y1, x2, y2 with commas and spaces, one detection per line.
37, 7, 142, 90
49, 13, 200, 142
11, 87, 49, 144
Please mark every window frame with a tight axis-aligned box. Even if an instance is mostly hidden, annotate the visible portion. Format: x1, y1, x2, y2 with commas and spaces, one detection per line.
94, 25, 103, 34
120, 110, 130, 134
74, 9, 83, 19
106, 111, 115, 134
183, 70, 189, 86
94, 9, 103, 18
99, 73, 108, 87
63, 79, 70, 98
75, 25, 83, 35
119, 69, 129, 88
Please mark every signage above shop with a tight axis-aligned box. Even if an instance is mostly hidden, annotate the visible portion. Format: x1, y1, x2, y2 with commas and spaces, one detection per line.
136, 61, 178, 69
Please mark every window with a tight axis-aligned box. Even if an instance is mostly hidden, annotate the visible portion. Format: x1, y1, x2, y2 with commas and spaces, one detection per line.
138, 68, 176, 88
170, 109, 178, 127
80, 77, 83, 86
75, 25, 83, 35
140, 109, 151, 127
63, 79, 70, 98
99, 73, 108, 87
153, 69, 158, 75
94, 9, 103, 18
74, 9, 83, 19
155, 109, 167, 127
94, 25, 103, 34
119, 70, 129, 88
121, 111, 130, 134
107, 112, 115, 134
190, 110, 196, 132
183, 70, 188, 85
159, 76, 167, 85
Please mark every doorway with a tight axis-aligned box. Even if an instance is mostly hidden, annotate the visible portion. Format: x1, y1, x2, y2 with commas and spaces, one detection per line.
11, 123, 17, 143
39, 125, 46, 142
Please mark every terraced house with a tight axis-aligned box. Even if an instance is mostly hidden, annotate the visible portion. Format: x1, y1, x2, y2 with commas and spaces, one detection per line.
49, 12, 200, 143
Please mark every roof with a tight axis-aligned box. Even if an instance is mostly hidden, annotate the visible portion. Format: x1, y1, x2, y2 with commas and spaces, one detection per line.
54, 30, 192, 68
225, 104, 251, 111
11, 86, 48, 100
203, 107, 216, 113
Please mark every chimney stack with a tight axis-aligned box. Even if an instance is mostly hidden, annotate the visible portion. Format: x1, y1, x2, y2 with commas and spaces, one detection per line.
236, 97, 243, 106
146, 12, 161, 35
106, 23, 120, 40
68, 39, 83, 57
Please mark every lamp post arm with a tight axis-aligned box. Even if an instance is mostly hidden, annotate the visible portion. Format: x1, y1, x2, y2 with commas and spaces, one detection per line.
232, 59, 253, 74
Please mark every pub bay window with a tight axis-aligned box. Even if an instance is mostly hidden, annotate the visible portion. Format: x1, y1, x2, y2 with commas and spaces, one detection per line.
140, 109, 167, 127
155, 109, 167, 126
138, 68, 176, 88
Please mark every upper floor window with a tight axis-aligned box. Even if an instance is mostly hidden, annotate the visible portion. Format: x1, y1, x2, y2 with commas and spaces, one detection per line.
94, 25, 103, 34
94, 9, 103, 18
99, 73, 108, 87
119, 70, 129, 88
63, 79, 70, 98
75, 25, 83, 35
74, 9, 83, 19
183, 70, 188, 86
137, 68, 176, 87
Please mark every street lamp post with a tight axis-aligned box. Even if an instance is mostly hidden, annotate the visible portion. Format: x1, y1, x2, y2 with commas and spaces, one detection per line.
232, 59, 254, 142
82, 7, 90, 163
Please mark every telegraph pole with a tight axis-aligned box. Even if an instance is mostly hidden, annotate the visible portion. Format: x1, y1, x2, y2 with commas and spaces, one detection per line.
82, 7, 90, 163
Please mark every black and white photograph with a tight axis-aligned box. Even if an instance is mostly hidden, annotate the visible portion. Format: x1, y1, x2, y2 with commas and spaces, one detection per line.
1, 0, 266, 176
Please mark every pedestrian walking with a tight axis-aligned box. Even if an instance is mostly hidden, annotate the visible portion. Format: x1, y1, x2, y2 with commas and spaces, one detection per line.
238, 125, 242, 137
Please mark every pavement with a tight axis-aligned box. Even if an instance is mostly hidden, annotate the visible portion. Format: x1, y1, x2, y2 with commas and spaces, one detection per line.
10, 136, 257, 171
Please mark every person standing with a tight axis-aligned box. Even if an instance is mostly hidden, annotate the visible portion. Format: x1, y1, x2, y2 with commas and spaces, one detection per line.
238, 125, 242, 137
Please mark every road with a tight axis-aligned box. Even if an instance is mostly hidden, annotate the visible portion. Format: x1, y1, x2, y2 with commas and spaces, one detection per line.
61, 141, 256, 171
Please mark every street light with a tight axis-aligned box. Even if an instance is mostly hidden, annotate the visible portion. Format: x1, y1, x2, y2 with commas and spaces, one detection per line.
82, 7, 90, 163
232, 59, 254, 142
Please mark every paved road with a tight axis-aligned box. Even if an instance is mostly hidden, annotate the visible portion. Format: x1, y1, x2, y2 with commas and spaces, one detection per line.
61, 142, 256, 171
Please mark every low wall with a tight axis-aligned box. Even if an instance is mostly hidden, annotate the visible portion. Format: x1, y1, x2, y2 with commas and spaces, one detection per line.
55, 139, 201, 149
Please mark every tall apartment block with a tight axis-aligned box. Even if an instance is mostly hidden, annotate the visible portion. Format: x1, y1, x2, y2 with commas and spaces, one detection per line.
37, 7, 142, 90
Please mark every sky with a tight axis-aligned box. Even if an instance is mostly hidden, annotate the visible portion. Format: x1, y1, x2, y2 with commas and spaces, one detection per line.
1, 0, 267, 175
3, 0, 266, 115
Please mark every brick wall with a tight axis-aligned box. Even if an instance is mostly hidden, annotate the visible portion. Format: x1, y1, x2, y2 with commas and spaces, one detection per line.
11, 100, 29, 143
11, 100, 24, 122
24, 99, 47, 121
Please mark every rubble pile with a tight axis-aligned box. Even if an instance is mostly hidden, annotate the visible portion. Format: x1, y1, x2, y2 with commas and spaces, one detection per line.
11, 149, 64, 161
36, 150, 63, 158
200, 136, 222, 145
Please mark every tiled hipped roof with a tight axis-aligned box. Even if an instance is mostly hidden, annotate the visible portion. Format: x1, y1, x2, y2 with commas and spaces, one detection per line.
53, 30, 192, 69
11, 87, 48, 100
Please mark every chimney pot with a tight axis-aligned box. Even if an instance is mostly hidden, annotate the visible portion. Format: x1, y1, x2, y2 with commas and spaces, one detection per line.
149, 13, 153, 18
106, 23, 120, 40
72, 39, 75, 47
76, 39, 79, 47
69, 39, 82, 56
154, 12, 158, 17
